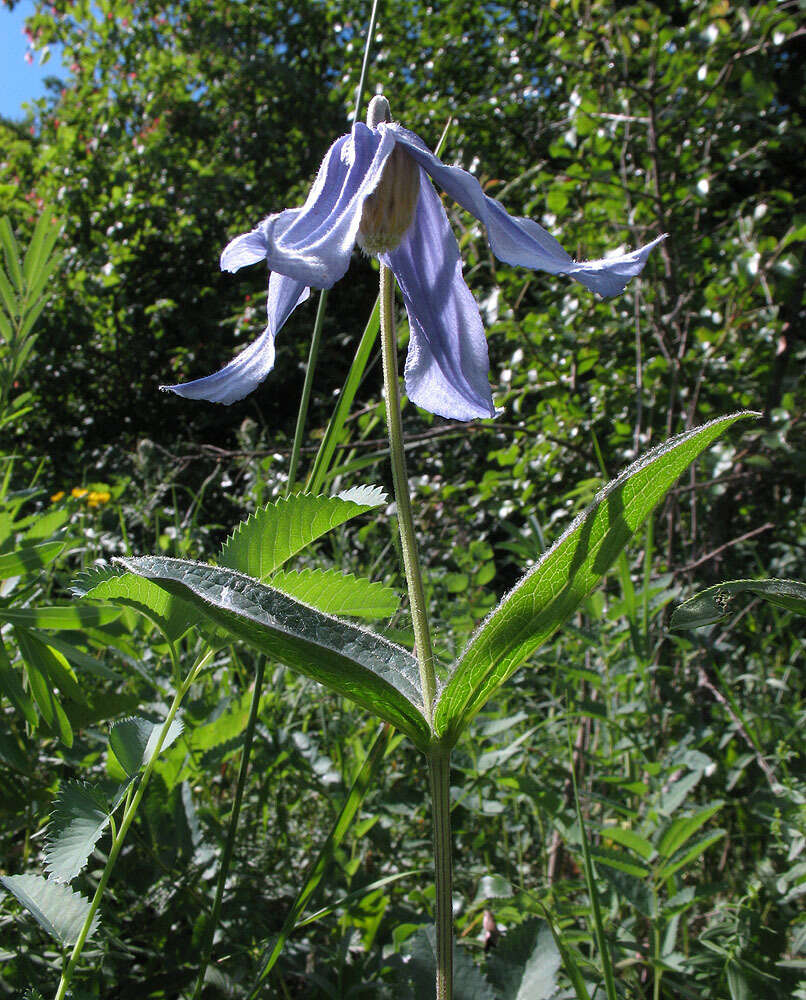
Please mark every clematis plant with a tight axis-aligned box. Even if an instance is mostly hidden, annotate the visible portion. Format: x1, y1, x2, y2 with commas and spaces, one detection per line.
48, 94, 752, 1000
163, 95, 665, 421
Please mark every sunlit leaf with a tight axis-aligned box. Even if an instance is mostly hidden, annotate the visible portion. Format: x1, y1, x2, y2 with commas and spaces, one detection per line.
72, 564, 196, 643
435, 412, 756, 743
116, 557, 430, 748
217, 488, 386, 579
270, 567, 398, 618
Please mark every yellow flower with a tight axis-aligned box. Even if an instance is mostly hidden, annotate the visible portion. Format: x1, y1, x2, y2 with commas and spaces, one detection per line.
50, 491, 66, 502
87, 491, 111, 508
71, 487, 89, 499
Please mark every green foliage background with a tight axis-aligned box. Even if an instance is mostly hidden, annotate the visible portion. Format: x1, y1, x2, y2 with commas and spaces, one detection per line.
0, 0, 804, 997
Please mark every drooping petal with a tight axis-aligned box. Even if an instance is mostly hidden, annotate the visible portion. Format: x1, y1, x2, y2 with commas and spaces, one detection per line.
388, 125, 665, 299
161, 273, 309, 405
383, 169, 495, 422
220, 124, 397, 289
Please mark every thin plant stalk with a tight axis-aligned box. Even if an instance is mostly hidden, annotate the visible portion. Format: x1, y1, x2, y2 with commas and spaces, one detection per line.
378, 262, 452, 997
53, 646, 216, 1000
378, 264, 436, 718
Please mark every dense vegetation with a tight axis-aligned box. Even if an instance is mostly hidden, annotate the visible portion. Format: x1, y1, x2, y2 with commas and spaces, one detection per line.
0, 0, 803, 997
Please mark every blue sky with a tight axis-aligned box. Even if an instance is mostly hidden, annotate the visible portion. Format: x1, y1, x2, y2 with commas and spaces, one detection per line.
1, 0, 66, 121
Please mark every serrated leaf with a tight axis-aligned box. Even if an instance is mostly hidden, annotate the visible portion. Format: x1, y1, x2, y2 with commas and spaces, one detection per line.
45, 781, 111, 883
0, 541, 65, 579
72, 565, 196, 642
116, 556, 431, 748
486, 918, 561, 1000
109, 715, 185, 776
337, 484, 387, 506
435, 412, 756, 743
0, 873, 99, 946
217, 489, 386, 579
658, 802, 723, 860
671, 578, 806, 629
270, 567, 399, 618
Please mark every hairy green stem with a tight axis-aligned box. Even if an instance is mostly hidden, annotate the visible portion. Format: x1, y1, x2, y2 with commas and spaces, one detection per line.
428, 748, 454, 1000
193, 656, 267, 1000
54, 647, 215, 1000
378, 264, 436, 719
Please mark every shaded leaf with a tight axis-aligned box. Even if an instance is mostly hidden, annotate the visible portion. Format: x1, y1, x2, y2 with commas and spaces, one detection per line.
0, 873, 99, 946
45, 781, 111, 883
109, 716, 185, 777
671, 578, 806, 629
0, 541, 65, 579
1, 604, 120, 629
116, 557, 431, 748
486, 918, 561, 1000
435, 413, 756, 743
404, 925, 495, 1000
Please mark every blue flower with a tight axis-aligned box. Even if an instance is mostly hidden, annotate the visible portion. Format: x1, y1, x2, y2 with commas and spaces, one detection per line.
163, 96, 665, 421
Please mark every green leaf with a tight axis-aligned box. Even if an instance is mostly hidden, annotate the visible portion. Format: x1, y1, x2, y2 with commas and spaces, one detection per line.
0, 635, 37, 726
109, 715, 185, 777
0, 873, 99, 946
403, 925, 495, 1000
588, 845, 649, 878
1, 604, 120, 629
72, 565, 196, 642
0, 264, 18, 318
0, 217, 24, 290
44, 781, 111, 883
657, 802, 723, 860
306, 300, 381, 494
600, 825, 655, 862
435, 412, 756, 742
0, 541, 65, 578
217, 487, 386, 579
486, 918, 562, 1000
14, 629, 87, 705
270, 567, 399, 618
656, 829, 726, 881
671, 578, 806, 629
22, 208, 60, 285
117, 556, 431, 748
19, 634, 73, 747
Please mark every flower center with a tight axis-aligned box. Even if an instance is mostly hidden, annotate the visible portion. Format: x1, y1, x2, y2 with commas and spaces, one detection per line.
357, 143, 420, 256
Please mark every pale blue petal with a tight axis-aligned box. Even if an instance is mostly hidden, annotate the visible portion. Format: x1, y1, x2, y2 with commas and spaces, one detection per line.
161, 273, 309, 404
383, 170, 494, 421
221, 125, 396, 289
389, 124, 666, 298
220, 226, 270, 273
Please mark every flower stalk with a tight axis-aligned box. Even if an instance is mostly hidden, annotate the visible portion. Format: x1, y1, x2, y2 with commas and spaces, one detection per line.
378, 262, 436, 719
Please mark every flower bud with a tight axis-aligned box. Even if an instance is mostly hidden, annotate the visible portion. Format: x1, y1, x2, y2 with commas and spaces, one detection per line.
357, 95, 420, 256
